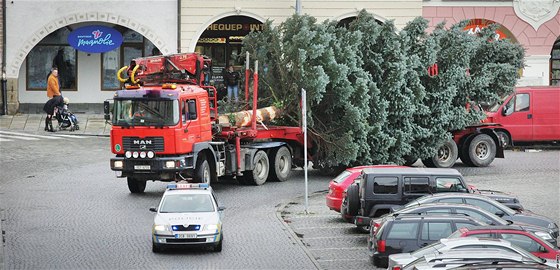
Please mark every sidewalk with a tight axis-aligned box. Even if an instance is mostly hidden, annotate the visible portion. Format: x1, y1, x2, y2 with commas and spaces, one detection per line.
0, 114, 110, 136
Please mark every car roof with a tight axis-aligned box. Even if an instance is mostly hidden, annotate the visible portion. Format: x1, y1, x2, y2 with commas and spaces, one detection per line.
418, 192, 494, 200
439, 237, 512, 246
346, 165, 405, 173
390, 213, 485, 222
361, 167, 462, 176
459, 225, 528, 232
423, 248, 525, 261
403, 202, 489, 211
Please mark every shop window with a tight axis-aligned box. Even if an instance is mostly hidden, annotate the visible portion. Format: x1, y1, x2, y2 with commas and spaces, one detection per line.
26, 28, 77, 91
101, 29, 156, 90
551, 38, 560, 86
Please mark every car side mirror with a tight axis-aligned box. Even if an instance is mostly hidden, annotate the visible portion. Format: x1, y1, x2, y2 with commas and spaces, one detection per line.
495, 211, 505, 217
149, 207, 157, 212
218, 206, 225, 212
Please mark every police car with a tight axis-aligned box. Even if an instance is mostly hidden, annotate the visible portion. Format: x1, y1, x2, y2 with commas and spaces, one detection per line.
150, 183, 224, 252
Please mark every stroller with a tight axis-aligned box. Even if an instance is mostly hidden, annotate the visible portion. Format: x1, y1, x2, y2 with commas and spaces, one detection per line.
55, 97, 80, 131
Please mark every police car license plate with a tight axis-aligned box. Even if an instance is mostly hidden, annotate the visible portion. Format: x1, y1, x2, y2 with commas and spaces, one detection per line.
134, 165, 151, 170
175, 233, 196, 239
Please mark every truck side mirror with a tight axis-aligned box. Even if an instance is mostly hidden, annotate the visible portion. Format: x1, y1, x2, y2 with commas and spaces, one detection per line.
104, 101, 111, 121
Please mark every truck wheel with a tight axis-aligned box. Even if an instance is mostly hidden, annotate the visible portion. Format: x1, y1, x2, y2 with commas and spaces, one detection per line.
468, 134, 496, 167
127, 177, 146, 193
421, 158, 436, 167
403, 156, 417, 166
242, 150, 269, 186
432, 139, 458, 168
346, 184, 360, 216
269, 146, 292, 182
194, 158, 211, 184
496, 131, 510, 147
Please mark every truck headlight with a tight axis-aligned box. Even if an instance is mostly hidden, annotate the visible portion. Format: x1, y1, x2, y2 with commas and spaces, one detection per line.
113, 161, 123, 168
165, 161, 175, 168
125, 151, 132, 158
534, 231, 553, 240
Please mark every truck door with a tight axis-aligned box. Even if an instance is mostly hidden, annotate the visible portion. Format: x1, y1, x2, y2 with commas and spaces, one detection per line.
501, 92, 533, 141
182, 99, 202, 144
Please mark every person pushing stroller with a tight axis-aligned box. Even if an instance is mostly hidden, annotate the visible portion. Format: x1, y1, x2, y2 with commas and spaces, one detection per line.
56, 97, 79, 131
43, 95, 64, 132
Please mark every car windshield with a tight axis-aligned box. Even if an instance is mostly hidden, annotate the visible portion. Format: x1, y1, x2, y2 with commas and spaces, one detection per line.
159, 194, 215, 213
112, 99, 179, 126
333, 170, 352, 184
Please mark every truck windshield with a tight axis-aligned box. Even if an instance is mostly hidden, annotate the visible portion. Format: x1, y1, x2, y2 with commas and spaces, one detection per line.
487, 95, 509, 112
112, 99, 179, 126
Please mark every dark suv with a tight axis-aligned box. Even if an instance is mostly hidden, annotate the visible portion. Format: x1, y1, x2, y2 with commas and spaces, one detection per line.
347, 168, 471, 229
368, 213, 486, 268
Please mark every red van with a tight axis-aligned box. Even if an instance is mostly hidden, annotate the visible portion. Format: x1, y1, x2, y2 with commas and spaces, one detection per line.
485, 86, 560, 146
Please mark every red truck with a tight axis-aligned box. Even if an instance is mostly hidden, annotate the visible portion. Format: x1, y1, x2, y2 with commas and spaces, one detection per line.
106, 53, 311, 193
484, 86, 560, 146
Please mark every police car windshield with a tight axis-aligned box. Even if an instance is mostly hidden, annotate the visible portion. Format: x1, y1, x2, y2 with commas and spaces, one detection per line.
160, 194, 215, 213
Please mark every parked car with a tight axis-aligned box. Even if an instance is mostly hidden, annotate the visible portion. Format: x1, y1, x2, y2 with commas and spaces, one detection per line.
449, 225, 560, 259
402, 193, 559, 243
388, 237, 557, 269
367, 213, 486, 268
326, 165, 405, 212
485, 86, 560, 146
401, 248, 554, 270
382, 203, 555, 243
348, 168, 471, 232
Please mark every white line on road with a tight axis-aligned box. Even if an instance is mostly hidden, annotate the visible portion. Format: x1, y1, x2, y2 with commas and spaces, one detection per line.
50, 134, 88, 138
0, 135, 40, 141
0, 138, 13, 142
0, 131, 62, 139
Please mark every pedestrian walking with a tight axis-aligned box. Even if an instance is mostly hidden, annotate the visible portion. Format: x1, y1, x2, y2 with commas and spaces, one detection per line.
47, 67, 61, 99
43, 95, 64, 132
223, 65, 240, 102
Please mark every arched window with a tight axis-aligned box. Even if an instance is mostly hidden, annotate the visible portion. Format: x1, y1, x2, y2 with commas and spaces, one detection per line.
550, 37, 560, 86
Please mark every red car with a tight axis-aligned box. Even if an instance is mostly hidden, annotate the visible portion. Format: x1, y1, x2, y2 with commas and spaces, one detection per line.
326, 165, 405, 212
449, 225, 560, 260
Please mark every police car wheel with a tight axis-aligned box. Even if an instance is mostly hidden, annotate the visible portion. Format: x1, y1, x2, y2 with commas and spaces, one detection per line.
152, 242, 162, 253
213, 237, 223, 252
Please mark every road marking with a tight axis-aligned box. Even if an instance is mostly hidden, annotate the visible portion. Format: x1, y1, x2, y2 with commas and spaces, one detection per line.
0, 138, 13, 142
0, 131, 62, 139
301, 235, 366, 239
0, 135, 40, 141
50, 134, 87, 139
308, 247, 365, 251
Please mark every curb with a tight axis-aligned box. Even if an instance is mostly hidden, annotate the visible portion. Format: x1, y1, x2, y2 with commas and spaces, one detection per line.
275, 192, 328, 270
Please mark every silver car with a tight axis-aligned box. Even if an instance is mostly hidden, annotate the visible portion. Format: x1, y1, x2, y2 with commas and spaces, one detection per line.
150, 183, 224, 253
390, 237, 555, 269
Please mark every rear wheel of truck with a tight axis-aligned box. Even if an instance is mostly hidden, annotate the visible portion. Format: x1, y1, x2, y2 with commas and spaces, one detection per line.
467, 134, 496, 167
422, 139, 458, 168
194, 157, 211, 184
346, 184, 360, 216
269, 146, 292, 182
241, 150, 269, 186
127, 177, 146, 193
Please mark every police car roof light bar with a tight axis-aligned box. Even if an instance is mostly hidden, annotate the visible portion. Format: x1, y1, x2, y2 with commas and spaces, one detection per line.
167, 183, 209, 190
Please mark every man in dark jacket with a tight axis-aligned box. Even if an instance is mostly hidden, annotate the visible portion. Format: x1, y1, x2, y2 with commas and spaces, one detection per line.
222, 65, 240, 102
43, 95, 64, 132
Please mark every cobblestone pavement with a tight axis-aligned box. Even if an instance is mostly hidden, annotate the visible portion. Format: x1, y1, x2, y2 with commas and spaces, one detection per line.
280, 150, 560, 270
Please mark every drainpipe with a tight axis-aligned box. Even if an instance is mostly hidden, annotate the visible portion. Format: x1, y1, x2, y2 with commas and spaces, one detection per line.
1, 0, 7, 115
177, 0, 181, 53
295, 0, 302, 14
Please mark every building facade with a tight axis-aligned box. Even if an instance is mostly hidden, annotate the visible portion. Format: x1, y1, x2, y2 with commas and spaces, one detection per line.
3, 0, 558, 115
423, 0, 560, 86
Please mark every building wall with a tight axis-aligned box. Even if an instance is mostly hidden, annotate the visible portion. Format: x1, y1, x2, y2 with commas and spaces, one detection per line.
5, 0, 177, 107
180, 0, 423, 52
423, 2, 560, 86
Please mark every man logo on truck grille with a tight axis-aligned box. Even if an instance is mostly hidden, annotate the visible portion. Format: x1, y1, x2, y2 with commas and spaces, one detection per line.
133, 140, 152, 145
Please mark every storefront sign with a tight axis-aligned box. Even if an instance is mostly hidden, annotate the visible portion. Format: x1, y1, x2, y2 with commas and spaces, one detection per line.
464, 19, 508, 41
67, 25, 123, 53
206, 23, 263, 32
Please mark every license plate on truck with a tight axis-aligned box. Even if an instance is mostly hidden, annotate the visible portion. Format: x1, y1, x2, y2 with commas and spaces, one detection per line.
134, 165, 151, 170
